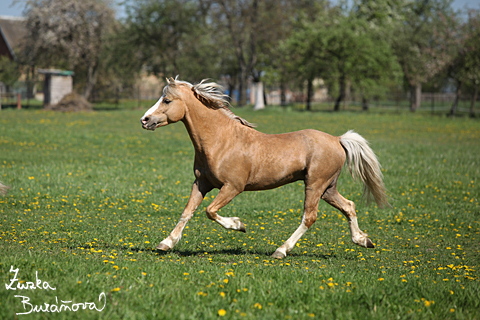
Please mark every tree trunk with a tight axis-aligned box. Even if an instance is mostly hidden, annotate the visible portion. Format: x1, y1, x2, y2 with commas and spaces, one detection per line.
343, 78, 351, 109
449, 80, 462, 117
470, 84, 478, 118
263, 84, 267, 106
253, 81, 265, 110
409, 83, 422, 112
227, 76, 236, 103
83, 60, 98, 101
306, 78, 313, 111
237, 68, 247, 106
362, 97, 368, 111
280, 82, 286, 106
334, 74, 345, 111
415, 83, 422, 110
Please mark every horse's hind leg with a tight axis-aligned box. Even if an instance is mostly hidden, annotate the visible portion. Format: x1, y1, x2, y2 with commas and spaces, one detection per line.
321, 186, 374, 248
205, 184, 246, 232
272, 184, 323, 259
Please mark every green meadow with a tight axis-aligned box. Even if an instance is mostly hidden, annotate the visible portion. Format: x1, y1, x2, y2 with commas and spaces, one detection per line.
0, 107, 479, 319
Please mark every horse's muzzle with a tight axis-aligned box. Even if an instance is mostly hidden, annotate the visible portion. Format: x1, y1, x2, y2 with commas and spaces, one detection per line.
140, 117, 156, 130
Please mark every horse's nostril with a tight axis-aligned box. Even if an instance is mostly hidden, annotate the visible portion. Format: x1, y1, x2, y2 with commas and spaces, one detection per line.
143, 117, 150, 122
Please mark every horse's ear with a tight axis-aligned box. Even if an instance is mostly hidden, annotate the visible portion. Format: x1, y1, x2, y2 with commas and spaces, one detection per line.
169, 77, 176, 84
166, 78, 170, 84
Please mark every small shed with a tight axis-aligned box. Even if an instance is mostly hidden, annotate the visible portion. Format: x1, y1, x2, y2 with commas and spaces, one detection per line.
38, 69, 74, 106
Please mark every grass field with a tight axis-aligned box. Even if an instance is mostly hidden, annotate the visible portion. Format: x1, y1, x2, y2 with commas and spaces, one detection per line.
0, 107, 479, 319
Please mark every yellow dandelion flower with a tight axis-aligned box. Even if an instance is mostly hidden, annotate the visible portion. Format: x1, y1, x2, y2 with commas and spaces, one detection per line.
111, 287, 120, 292
254, 303, 262, 309
218, 309, 226, 316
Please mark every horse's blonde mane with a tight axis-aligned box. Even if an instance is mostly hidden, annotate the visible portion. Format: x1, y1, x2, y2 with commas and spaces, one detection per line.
164, 77, 256, 128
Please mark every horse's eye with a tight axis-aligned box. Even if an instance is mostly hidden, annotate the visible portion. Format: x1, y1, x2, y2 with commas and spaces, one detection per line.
163, 98, 171, 104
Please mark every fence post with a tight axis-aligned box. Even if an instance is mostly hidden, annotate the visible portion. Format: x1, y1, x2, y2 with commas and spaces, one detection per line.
17, 93, 22, 109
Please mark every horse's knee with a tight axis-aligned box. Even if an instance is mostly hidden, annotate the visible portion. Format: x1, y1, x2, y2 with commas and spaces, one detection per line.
346, 200, 356, 217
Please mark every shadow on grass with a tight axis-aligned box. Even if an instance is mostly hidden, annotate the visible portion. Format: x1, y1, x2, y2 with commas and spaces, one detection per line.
144, 247, 338, 260
66, 243, 338, 260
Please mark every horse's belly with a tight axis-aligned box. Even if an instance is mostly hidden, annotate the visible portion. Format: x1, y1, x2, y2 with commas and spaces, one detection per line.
244, 172, 304, 191
244, 157, 306, 191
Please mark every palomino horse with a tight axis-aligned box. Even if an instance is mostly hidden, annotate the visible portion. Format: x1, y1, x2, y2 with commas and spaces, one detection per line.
141, 78, 388, 259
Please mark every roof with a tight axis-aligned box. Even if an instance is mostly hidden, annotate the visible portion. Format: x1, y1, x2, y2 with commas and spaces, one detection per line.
37, 69, 74, 76
0, 16, 27, 61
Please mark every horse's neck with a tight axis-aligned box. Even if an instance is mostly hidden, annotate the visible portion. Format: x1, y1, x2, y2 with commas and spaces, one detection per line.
181, 99, 235, 154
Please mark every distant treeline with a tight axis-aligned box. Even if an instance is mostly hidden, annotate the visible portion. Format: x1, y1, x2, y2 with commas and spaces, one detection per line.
2, 0, 479, 116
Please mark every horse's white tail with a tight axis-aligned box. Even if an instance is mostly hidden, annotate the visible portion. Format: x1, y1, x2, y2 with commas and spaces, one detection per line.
339, 130, 389, 208
0, 181, 10, 196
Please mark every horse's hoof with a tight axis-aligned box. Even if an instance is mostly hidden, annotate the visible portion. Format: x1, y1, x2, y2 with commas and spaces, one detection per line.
271, 250, 286, 259
238, 222, 246, 233
365, 238, 375, 248
156, 243, 170, 251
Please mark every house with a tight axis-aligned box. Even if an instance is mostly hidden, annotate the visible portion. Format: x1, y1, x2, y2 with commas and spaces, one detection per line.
0, 16, 26, 62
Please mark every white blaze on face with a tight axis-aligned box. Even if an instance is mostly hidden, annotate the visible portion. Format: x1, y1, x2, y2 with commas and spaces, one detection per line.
143, 95, 164, 118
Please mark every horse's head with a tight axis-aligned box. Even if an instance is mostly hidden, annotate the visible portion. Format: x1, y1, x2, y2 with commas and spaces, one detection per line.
141, 78, 187, 131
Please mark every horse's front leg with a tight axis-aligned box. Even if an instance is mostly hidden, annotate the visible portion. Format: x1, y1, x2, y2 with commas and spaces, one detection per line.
156, 179, 212, 251
205, 184, 246, 233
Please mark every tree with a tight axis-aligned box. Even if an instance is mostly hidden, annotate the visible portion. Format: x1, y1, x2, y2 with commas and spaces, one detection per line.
205, 0, 261, 106
284, 5, 401, 111
208, 0, 315, 106
22, 0, 115, 101
283, 9, 332, 110
327, 16, 401, 111
94, 21, 144, 103
0, 56, 21, 109
0, 56, 21, 88
124, 0, 222, 83
464, 11, 480, 117
391, 0, 455, 111
446, 9, 480, 117
265, 1, 330, 109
